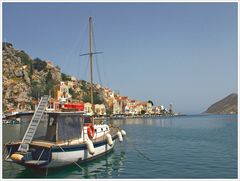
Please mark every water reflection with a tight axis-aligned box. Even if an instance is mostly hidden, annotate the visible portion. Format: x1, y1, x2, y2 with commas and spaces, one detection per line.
110, 117, 174, 128
80, 150, 126, 178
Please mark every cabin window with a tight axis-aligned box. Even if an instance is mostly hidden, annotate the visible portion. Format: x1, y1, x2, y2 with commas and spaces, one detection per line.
49, 117, 55, 126
45, 116, 57, 142
57, 115, 82, 143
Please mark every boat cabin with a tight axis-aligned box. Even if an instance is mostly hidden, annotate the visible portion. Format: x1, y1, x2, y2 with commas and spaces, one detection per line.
43, 112, 89, 144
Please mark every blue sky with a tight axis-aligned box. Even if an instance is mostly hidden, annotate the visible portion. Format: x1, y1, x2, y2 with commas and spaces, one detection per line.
2, 3, 238, 114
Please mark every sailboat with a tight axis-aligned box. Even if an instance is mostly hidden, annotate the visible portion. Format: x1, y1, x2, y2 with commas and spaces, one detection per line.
4, 17, 126, 169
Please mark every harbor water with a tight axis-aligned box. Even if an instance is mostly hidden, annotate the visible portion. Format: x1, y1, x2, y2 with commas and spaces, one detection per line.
2, 114, 237, 178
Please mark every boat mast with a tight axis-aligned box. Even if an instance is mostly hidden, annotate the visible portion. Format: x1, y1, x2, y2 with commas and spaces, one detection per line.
89, 17, 94, 121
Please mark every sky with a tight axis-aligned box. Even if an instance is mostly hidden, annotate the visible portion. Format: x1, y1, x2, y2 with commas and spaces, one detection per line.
2, 2, 238, 114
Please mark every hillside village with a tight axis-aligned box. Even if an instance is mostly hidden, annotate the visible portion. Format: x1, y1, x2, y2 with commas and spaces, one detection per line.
3, 42, 174, 116
52, 79, 174, 116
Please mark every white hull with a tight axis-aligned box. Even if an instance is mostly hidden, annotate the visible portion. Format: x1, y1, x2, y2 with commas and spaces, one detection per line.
47, 140, 116, 168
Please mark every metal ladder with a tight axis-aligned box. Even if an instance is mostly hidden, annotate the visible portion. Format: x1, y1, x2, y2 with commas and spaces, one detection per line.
18, 95, 49, 152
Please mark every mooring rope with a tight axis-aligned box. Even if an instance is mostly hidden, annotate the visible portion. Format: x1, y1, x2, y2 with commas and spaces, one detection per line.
124, 135, 153, 162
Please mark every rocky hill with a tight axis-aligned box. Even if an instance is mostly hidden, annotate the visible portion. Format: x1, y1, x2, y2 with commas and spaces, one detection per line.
3, 42, 62, 112
204, 93, 238, 114
2, 42, 109, 113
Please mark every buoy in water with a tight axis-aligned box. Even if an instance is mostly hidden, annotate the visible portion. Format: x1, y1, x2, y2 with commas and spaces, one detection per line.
121, 129, 126, 137
86, 140, 95, 155
117, 131, 123, 142
106, 133, 113, 146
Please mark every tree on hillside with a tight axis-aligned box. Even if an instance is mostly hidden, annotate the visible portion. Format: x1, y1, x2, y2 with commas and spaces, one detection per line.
16, 50, 32, 65
141, 110, 146, 115
61, 73, 71, 81
33, 58, 47, 71
69, 88, 78, 99
83, 92, 104, 105
31, 81, 44, 99
45, 72, 54, 96
148, 100, 154, 106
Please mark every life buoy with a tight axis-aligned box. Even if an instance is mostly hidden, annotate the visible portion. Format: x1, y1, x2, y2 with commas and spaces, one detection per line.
87, 123, 95, 139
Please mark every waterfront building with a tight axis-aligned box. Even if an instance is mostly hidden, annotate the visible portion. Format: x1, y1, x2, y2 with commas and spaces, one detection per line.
160, 105, 164, 112
67, 81, 74, 89
46, 98, 61, 111
135, 104, 143, 114
95, 104, 106, 116
84, 102, 93, 115
135, 102, 147, 114
124, 105, 130, 115
119, 96, 128, 113
127, 100, 136, 108
54, 81, 72, 103
113, 96, 128, 114
153, 106, 161, 114
127, 100, 137, 115
129, 105, 136, 115
147, 102, 153, 114
113, 98, 121, 114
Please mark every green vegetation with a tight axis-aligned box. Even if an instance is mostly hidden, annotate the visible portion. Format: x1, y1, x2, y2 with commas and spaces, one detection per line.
61, 73, 71, 81
83, 92, 104, 104
45, 72, 55, 96
83, 94, 90, 103
16, 50, 31, 66
16, 50, 33, 78
106, 108, 113, 115
31, 81, 44, 99
33, 58, 47, 72
94, 92, 104, 104
30, 71, 56, 98
141, 110, 146, 115
61, 73, 67, 81
69, 88, 79, 99
13, 50, 33, 81
81, 81, 89, 92
29, 63, 33, 79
